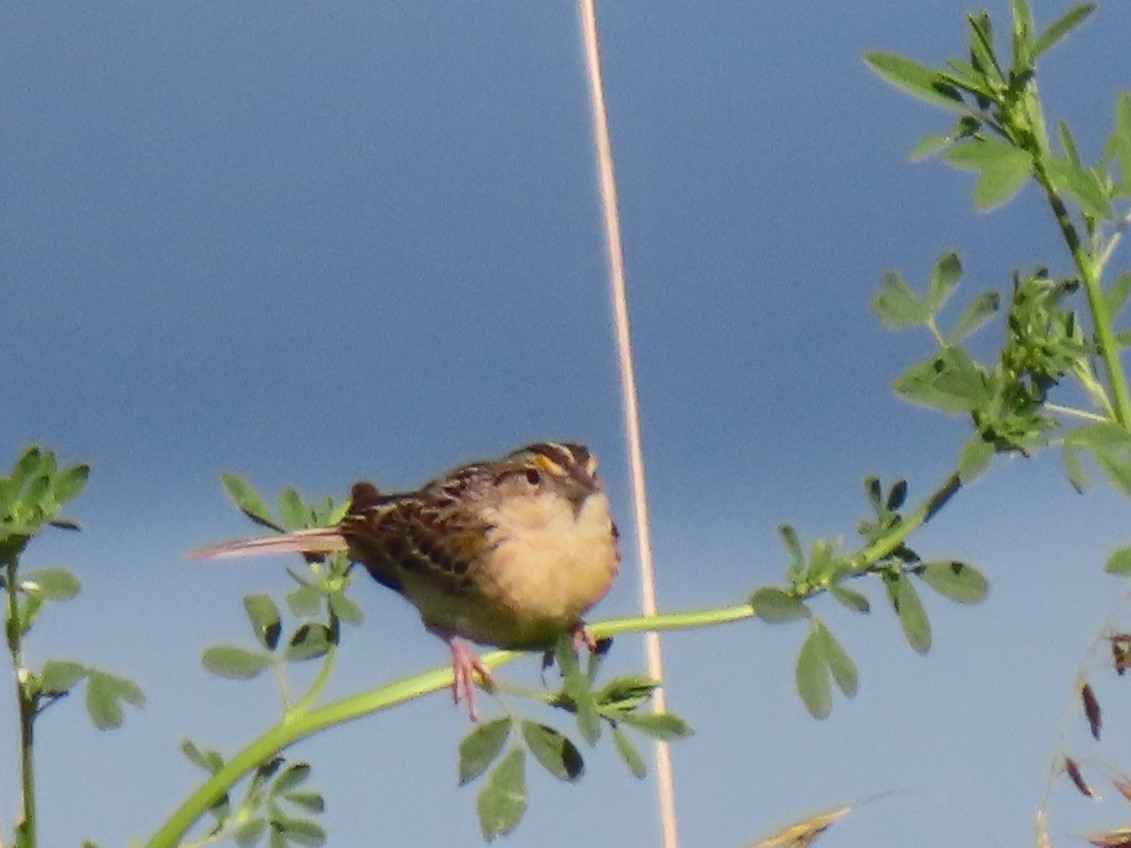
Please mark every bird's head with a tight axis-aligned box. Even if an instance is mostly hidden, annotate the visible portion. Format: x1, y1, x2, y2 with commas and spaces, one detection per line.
497, 442, 604, 511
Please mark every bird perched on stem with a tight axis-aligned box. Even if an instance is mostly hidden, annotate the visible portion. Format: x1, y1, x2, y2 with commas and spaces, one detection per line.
190, 442, 620, 719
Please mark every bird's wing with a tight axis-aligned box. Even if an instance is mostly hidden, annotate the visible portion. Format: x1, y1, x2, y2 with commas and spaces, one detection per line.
341, 491, 492, 597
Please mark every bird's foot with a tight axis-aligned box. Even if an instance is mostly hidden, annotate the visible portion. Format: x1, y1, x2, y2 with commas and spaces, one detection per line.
448, 639, 494, 722
570, 623, 598, 654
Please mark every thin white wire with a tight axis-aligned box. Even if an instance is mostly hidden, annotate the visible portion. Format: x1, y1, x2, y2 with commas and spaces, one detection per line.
576, 3, 679, 847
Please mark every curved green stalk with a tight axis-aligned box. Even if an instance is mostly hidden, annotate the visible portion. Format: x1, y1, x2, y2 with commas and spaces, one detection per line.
849, 472, 963, 572
144, 467, 963, 848
292, 615, 340, 714
1033, 158, 1131, 427
4, 556, 36, 848
1013, 68, 1131, 428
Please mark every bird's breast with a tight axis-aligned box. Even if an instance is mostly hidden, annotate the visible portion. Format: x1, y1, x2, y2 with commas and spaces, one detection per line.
399, 490, 619, 649
475, 490, 619, 645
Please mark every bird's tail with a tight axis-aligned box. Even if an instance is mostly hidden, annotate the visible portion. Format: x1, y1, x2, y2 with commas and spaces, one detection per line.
187, 526, 350, 560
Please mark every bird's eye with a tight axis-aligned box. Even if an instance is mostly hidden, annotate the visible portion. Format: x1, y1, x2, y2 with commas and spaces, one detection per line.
525, 468, 541, 486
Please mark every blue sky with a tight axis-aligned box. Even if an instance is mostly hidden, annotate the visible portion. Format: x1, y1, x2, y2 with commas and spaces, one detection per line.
4, 1, 1131, 846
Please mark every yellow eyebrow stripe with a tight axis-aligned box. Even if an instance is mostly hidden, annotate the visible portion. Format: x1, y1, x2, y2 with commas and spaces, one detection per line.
531, 453, 567, 476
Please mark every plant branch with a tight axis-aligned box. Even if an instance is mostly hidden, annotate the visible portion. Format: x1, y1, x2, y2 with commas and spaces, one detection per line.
292, 616, 340, 714
3, 556, 36, 848
848, 472, 963, 575
1030, 159, 1131, 427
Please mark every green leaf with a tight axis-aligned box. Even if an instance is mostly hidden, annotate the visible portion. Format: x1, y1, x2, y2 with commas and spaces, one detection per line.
610, 726, 647, 779
1045, 156, 1116, 220
1032, 3, 1095, 58
52, 464, 89, 505
272, 816, 326, 847
817, 625, 858, 698
85, 670, 145, 730
1103, 272, 1131, 318
477, 748, 527, 841
12, 447, 46, 487
520, 722, 583, 781
553, 634, 580, 678
777, 523, 804, 562
886, 480, 908, 511
1109, 93, 1131, 189
181, 739, 225, 774
928, 252, 962, 311
1010, 0, 1035, 61
328, 592, 365, 626
272, 763, 311, 795
278, 488, 307, 532
864, 477, 882, 511
202, 645, 274, 679
243, 594, 282, 651
596, 675, 659, 711
872, 270, 931, 328
39, 660, 87, 695
750, 587, 809, 623
939, 62, 993, 101
1105, 546, 1131, 576
918, 561, 990, 604
25, 474, 51, 510
459, 718, 511, 785
616, 712, 694, 741
12, 447, 45, 485
863, 52, 965, 110
22, 568, 81, 601
1058, 120, 1082, 167
957, 438, 994, 483
893, 347, 991, 414
249, 756, 284, 797
324, 498, 351, 526
1062, 441, 1090, 493
282, 791, 325, 813
287, 584, 323, 618
829, 584, 870, 613
886, 574, 932, 654
796, 628, 832, 719
908, 133, 952, 162
943, 138, 1031, 211
948, 291, 1000, 343
586, 637, 612, 683
285, 624, 334, 661
967, 12, 1003, 84
220, 472, 284, 532
1066, 424, 1131, 499
234, 819, 266, 847
573, 685, 601, 746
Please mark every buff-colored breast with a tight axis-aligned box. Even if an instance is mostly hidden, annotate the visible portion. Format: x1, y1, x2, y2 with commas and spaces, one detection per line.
396, 490, 619, 649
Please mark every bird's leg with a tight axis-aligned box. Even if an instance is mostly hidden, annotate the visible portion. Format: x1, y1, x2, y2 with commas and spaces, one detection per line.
427, 624, 493, 721
570, 622, 598, 654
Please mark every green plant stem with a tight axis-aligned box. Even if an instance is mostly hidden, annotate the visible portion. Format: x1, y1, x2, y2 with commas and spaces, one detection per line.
144, 601, 761, 848
145, 468, 962, 848
16, 689, 35, 848
848, 472, 963, 574
1031, 160, 1131, 427
3, 557, 35, 848
292, 629, 338, 714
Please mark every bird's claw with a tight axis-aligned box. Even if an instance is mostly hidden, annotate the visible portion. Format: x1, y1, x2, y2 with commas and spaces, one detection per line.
449, 639, 493, 722
571, 623, 598, 654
